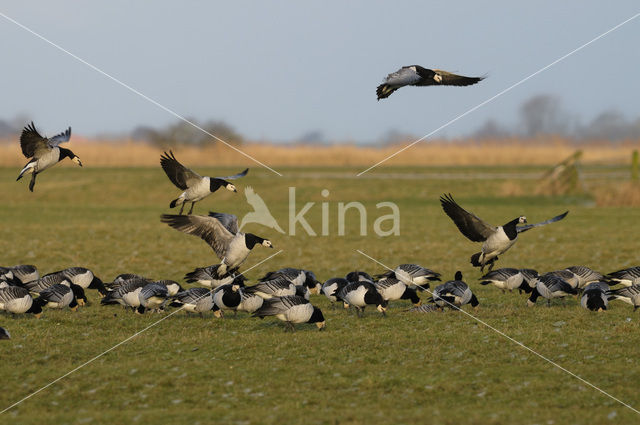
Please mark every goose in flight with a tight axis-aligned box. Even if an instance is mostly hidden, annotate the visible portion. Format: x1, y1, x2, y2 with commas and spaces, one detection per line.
161, 212, 272, 275
440, 194, 568, 272
239, 186, 285, 233
377, 66, 484, 100
160, 151, 248, 215
16, 122, 82, 191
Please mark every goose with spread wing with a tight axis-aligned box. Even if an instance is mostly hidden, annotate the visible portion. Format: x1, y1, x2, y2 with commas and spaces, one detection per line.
16, 122, 82, 191
377, 66, 484, 100
161, 212, 272, 275
440, 194, 568, 272
160, 150, 248, 215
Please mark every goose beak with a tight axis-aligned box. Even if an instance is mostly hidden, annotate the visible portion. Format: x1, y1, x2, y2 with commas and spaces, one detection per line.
70, 305, 78, 312
34, 313, 42, 319
213, 310, 223, 318
316, 321, 326, 331
77, 299, 86, 307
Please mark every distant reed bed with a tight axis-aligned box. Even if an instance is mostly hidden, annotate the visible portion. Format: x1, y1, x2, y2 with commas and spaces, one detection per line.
0, 137, 638, 167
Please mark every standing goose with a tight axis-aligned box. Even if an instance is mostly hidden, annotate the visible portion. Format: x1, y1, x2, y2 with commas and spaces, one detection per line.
100, 278, 149, 309
581, 282, 610, 312
321, 277, 349, 305
608, 285, 640, 310
161, 212, 273, 275
160, 151, 248, 215
374, 276, 421, 306
184, 265, 236, 288
345, 271, 374, 283
8, 265, 39, 284
527, 273, 577, 307
24, 273, 72, 294
376, 264, 440, 288
260, 268, 322, 294
171, 288, 214, 315
376, 66, 484, 100
252, 295, 325, 332
479, 268, 525, 292
16, 122, 82, 192
565, 266, 603, 289
243, 276, 296, 299
34, 283, 84, 311
519, 269, 540, 293
338, 281, 387, 317
106, 274, 153, 291
212, 279, 244, 317
137, 282, 170, 314
606, 267, 640, 287
59, 267, 106, 295
431, 272, 479, 310
236, 287, 264, 314
440, 194, 568, 272
0, 286, 43, 317
154, 280, 184, 296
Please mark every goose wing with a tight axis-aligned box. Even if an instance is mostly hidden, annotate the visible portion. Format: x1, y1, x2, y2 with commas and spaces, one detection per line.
440, 193, 495, 242
383, 66, 422, 86
208, 212, 239, 234
432, 70, 484, 87
161, 214, 234, 259
19, 122, 50, 158
160, 151, 202, 190
216, 168, 248, 180
517, 211, 568, 233
47, 127, 72, 147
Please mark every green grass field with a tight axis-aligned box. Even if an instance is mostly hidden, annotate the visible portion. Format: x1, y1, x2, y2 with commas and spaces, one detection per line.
1, 165, 639, 425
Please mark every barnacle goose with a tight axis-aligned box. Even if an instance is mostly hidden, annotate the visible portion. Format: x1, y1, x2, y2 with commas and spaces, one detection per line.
565, 266, 603, 289
606, 267, 640, 287
338, 281, 387, 317
260, 268, 322, 294
376, 264, 440, 288
212, 278, 244, 316
376, 65, 484, 100
0, 267, 14, 282
243, 276, 296, 299
252, 295, 325, 332
184, 265, 235, 288
440, 194, 568, 272
16, 122, 82, 192
295, 285, 311, 300
137, 282, 170, 314
374, 276, 421, 306
161, 212, 272, 275
581, 282, 610, 312
34, 283, 85, 310
345, 271, 374, 283
479, 268, 525, 292
100, 278, 149, 309
0, 326, 9, 340
171, 288, 214, 315
58, 267, 106, 295
236, 287, 264, 314
548, 270, 581, 289
160, 150, 248, 215
321, 277, 349, 305
154, 280, 183, 296
105, 273, 153, 290
527, 273, 578, 307
0, 286, 43, 317
431, 271, 479, 310
519, 269, 540, 293
24, 274, 72, 294
608, 285, 640, 310
8, 265, 39, 284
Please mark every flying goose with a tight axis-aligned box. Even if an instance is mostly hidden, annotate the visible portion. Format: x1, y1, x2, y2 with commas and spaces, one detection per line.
160, 151, 248, 215
376, 264, 440, 288
252, 295, 325, 332
161, 212, 273, 275
0, 286, 43, 317
376, 66, 484, 100
137, 282, 170, 314
374, 276, 421, 306
606, 267, 640, 287
581, 282, 610, 312
479, 268, 525, 292
34, 283, 84, 310
171, 288, 214, 315
527, 273, 577, 307
338, 281, 387, 317
16, 122, 82, 192
431, 271, 479, 310
0, 327, 9, 340
608, 285, 640, 310
440, 194, 568, 271
184, 265, 236, 288
260, 268, 322, 294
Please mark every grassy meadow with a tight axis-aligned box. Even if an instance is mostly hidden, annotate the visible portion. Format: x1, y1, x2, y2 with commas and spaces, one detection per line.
1, 152, 640, 424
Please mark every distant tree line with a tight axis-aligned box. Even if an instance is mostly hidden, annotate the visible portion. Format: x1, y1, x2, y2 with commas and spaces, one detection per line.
131, 119, 243, 148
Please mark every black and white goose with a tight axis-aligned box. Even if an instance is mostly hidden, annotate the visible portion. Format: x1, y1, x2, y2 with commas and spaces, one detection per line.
606, 267, 640, 287
100, 278, 149, 309
160, 150, 248, 215
479, 268, 525, 292
260, 268, 322, 294
171, 288, 214, 315
440, 194, 568, 272
527, 273, 577, 307
608, 285, 640, 310
376, 65, 484, 100
24, 273, 72, 294
58, 267, 106, 295
345, 271, 374, 283
431, 272, 479, 310
243, 276, 296, 299
338, 281, 387, 317
184, 265, 236, 288
137, 282, 170, 314
161, 212, 273, 275
252, 295, 325, 332
236, 287, 264, 314
16, 122, 82, 192
0, 327, 9, 340
0, 267, 15, 283
0, 286, 43, 317
321, 277, 349, 305
105, 273, 153, 291
8, 265, 39, 284
376, 264, 440, 289
519, 269, 540, 293
581, 282, 610, 312
212, 276, 245, 316
34, 283, 84, 311
565, 266, 603, 289
154, 280, 184, 296
374, 276, 421, 306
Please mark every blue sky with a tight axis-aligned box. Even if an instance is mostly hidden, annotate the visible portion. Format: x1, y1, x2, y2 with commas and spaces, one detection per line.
1, 1, 639, 142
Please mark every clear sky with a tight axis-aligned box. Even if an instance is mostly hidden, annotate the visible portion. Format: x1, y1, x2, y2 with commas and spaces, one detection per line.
1, 1, 639, 143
